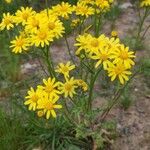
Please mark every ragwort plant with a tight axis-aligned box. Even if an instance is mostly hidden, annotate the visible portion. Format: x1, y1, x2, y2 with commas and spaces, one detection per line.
137, 0, 150, 40
135, 0, 150, 49
0, 0, 138, 149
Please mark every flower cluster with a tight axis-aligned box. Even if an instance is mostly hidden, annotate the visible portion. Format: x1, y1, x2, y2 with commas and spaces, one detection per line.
78, 0, 114, 12
0, 6, 65, 53
0, 1, 115, 53
140, 0, 150, 7
24, 62, 88, 119
75, 34, 135, 84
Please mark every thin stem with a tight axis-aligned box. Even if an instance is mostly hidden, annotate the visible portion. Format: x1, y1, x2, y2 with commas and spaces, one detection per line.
42, 47, 53, 77
37, 58, 49, 77
100, 71, 138, 122
141, 24, 150, 39
64, 34, 76, 64
94, 7, 98, 36
82, 61, 94, 74
69, 96, 77, 106
45, 0, 49, 17
87, 66, 103, 111
79, 16, 85, 34
63, 99, 77, 126
137, 7, 149, 40
96, 14, 102, 37
79, 59, 84, 79
47, 47, 57, 78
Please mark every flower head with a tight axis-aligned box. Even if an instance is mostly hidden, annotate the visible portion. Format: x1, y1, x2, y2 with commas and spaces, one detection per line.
38, 78, 60, 97
73, 2, 94, 18
31, 28, 53, 47
0, 13, 14, 30
24, 87, 41, 111
10, 35, 30, 53
37, 94, 62, 119
107, 63, 132, 84
74, 33, 91, 55
95, 0, 111, 10
91, 46, 112, 69
111, 30, 118, 37
140, 0, 150, 7
55, 62, 75, 79
52, 2, 73, 19
111, 44, 135, 69
41, 16, 65, 39
75, 79, 88, 91
59, 77, 77, 98
25, 13, 41, 33
15, 7, 35, 25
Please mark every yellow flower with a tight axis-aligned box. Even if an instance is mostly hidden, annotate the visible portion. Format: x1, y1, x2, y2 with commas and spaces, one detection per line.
59, 77, 77, 98
24, 87, 41, 111
31, 28, 53, 47
5, 0, 12, 3
106, 37, 120, 51
37, 110, 44, 117
111, 30, 118, 37
41, 16, 65, 39
52, 2, 73, 19
91, 46, 112, 69
95, 0, 110, 10
37, 94, 62, 119
73, 2, 94, 18
5, 0, 12, 4
111, 44, 135, 69
10, 35, 29, 53
55, 61, 75, 79
78, 0, 94, 5
25, 13, 41, 33
86, 35, 108, 54
75, 79, 88, 91
107, 63, 132, 84
74, 33, 91, 55
71, 19, 80, 28
15, 7, 35, 25
0, 13, 14, 30
140, 0, 150, 7
38, 77, 60, 97
39, 8, 59, 18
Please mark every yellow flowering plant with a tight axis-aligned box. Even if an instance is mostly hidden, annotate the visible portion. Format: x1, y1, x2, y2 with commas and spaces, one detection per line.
135, 0, 150, 47
0, 0, 138, 149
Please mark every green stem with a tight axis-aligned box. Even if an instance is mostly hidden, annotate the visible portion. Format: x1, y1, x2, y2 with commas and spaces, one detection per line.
69, 96, 77, 106
87, 66, 103, 111
79, 16, 85, 34
96, 14, 102, 37
63, 99, 77, 126
94, 7, 97, 36
37, 58, 48, 76
82, 61, 94, 74
42, 46, 55, 78
141, 24, 150, 39
64, 34, 76, 64
48, 47, 56, 77
100, 71, 138, 122
79, 59, 83, 79
137, 7, 149, 41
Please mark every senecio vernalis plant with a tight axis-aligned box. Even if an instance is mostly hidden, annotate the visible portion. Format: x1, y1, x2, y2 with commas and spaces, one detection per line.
136, 0, 150, 43
1, 0, 144, 148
